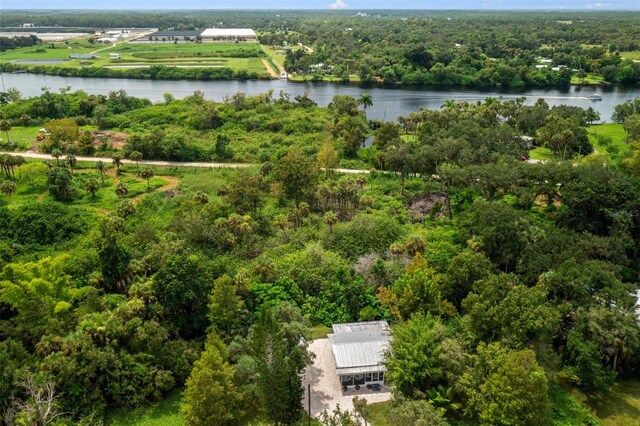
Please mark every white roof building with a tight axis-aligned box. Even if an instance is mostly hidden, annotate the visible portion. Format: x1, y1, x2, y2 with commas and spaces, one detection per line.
200, 28, 258, 42
328, 321, 391, 388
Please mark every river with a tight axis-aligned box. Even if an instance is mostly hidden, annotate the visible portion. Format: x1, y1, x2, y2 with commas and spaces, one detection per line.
2, 73, 639, 122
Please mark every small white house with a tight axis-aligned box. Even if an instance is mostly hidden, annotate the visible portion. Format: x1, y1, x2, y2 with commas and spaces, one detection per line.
109, 53, 121, 60
328, 321, 391, 390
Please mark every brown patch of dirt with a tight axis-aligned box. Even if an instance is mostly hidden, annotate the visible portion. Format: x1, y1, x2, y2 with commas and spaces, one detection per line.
92, 131, 129, 149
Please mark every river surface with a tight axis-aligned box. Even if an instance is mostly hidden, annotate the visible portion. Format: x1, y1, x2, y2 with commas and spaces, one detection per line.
2, 73, 639, 121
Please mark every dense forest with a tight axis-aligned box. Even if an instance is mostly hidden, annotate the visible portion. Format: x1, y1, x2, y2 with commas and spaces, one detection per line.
1, 84, 640, 425
1, 10, 639, 86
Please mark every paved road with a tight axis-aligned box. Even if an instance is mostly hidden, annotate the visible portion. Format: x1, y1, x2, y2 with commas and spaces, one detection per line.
0, 151, 370, 174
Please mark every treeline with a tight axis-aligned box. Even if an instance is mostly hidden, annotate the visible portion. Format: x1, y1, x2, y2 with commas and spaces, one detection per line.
281, 14, 640, 86
2, 11, 640, 87
0, 35, 40, 52
0, 62, 265, 82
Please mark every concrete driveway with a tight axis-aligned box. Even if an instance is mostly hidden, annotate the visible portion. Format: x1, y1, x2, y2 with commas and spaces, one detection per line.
303, 338, 392, 418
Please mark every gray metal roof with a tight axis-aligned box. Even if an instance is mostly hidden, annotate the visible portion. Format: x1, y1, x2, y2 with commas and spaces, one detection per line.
336, 364, 387, 375
332, 321, 389, 334
328, 321, 391, 371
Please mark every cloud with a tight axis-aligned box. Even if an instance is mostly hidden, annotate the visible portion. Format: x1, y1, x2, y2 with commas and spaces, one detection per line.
586, 2, 612, 7
328, 0, 348, 9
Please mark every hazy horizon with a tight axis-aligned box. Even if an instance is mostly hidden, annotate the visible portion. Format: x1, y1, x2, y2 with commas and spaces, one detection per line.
1, 1, 639, 11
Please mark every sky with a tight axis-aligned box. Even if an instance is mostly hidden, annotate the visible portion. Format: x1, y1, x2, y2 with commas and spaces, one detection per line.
0, 0, 639, 10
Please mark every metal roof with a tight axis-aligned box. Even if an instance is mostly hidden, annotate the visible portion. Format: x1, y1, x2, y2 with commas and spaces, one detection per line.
332, 321, 389, 334
336, 364, 387, 375
328, 321, 391, 371
201, 28, 257, 38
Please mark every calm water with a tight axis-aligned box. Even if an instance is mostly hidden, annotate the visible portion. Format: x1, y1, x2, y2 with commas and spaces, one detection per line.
2, 73, 639, 122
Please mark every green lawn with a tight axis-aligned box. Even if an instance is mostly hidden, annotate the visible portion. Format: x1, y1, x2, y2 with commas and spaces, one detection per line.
620, 51, 640, 61
110, 42, 264, 57
586, 380, 640, 426
529, 146, 555, 161
588, 123, 629, 162
3, 126, 98, 151
310, 325, 333, 340
366, 401, 392, 426
0, 44, 95, 61
571, 73, 605, 85
106, 389, 184, 426
0, 41, 270, 76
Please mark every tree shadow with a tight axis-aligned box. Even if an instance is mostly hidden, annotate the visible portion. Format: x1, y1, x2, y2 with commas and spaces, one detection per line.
585, 381, 640, 421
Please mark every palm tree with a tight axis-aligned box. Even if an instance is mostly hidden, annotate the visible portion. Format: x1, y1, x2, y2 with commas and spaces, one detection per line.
65, 155, 77, 174
0, 120, 11, 144
358, 93, 373, 120
0, 180, 16, 203
51, 149, 62, 166
140, 168, 154, 192
85, 178, 100, 199
96, 161, 106, 183
441, 99, 456, 109
112, 153, 123, 175
129, 151, 143, 171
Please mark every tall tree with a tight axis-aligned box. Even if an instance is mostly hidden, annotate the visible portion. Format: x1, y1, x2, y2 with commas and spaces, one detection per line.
112, 153, 123, 175
181, 332, 244, 426
0, 180, 17, 203
248, 303, 311, 425
317, 141, 340, 179
358, 93, 373, 120
209, 275, 243, 340
272, 149, 319, 206
460, 342, 550, 426
140, 168, 154, 192
96, 161, 106, 183
0, 119, 12, 144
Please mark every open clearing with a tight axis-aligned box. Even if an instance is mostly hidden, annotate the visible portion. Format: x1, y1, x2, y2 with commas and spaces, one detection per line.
0, 41, 272, 77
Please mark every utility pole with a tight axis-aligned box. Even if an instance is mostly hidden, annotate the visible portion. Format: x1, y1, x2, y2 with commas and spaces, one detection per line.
308, 383, 311, 426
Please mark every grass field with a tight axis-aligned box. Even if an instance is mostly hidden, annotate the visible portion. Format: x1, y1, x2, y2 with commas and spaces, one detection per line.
571, 73, 605, 85
529, 146, 555, 161
106, 389, 184, 426
620, 51, 640, 61
310, 325, 333, 340
586, 380, 640, 426
0, 41, 272, 77
588, 123, 629, 162
2, 125, 99, 151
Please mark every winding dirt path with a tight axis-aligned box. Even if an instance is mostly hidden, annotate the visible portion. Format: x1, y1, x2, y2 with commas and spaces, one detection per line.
262, 59, 279, 78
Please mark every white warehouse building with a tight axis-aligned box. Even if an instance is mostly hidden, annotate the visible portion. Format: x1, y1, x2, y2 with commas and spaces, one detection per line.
200, 28, 258, 43
328, 321, 391, 390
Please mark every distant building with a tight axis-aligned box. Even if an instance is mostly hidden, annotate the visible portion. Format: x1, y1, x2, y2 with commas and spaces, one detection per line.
328, 321, 391, 390
109, 53, 121, 60
22, 23, 35, 28
200, 28, 258, 43
70, 53, 99, 60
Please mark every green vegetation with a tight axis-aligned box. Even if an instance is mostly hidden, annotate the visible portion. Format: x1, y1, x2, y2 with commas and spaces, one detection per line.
620, 51, 640, 61
2, 87, 640, 426
107, 389, 184, 426
587, 380, 640, 426
1, 10, 639, 85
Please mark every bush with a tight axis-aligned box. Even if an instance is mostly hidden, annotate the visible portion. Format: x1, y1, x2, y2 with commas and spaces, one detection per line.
2, 202, 88, 246
325, 212, 404, 260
